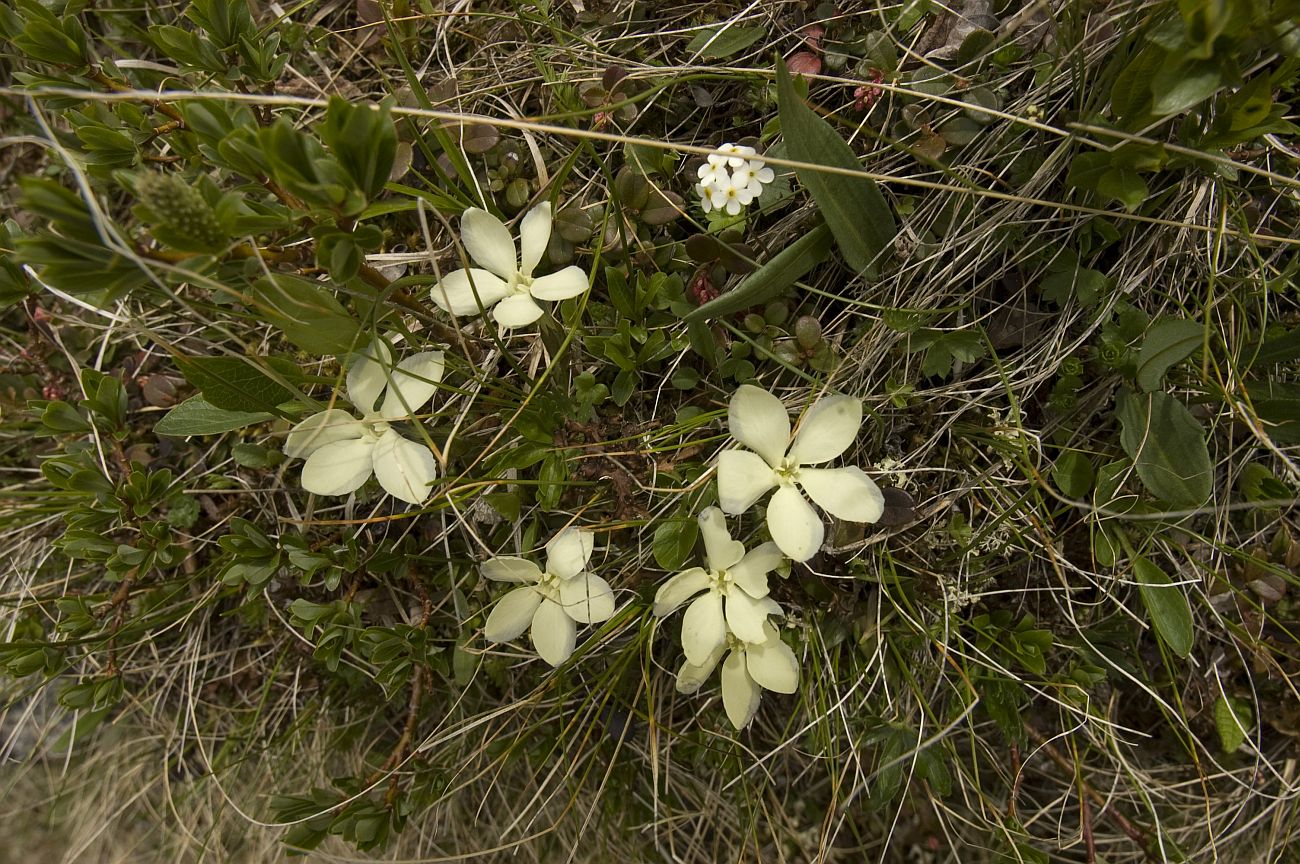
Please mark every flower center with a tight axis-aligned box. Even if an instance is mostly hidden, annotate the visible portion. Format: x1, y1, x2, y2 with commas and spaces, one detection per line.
707, 568, 733, 594
360, 418, 390, 440
536, 570, 561, 600
774, 458, 800, 486
506, 271, 533, 295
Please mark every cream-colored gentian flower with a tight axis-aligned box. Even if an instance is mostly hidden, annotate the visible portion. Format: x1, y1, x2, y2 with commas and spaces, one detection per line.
717, 385, 884, 562
431, 202, 589, 328
482, 528, 614, 667
284, 340, 442, 505
653, 507, 783, 666
676, 621, 799, 730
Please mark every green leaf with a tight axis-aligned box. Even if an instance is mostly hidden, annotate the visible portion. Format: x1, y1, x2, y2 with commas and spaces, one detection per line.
686, 24, 765, 59
154, 396, 273, 436
775, 58, 896, 279
652, 519, 700, 570
1115, 390, 1213, 507
1052, 450, 1095, 498
317, 96, 398, 200
1244, 380, 1300, 444
1132, 556, 1194, 658
1095, 166, 1149, 211
1213, 695, 1251, 753
1252, 327, 1300, 367
248, 274, 363, 356
684, 225, 832, 322
1135, 318, 1203, 392
174, 355, 301, 413
1151, 56, 1223, 115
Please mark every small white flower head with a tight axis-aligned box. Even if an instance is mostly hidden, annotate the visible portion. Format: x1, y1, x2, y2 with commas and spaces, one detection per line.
431, 201, 590, 329
676, 621, 799, 730
284, 339, 443, 505
481, 528, 615, 667
697, 161, 725, 188
653, 507, 784, 667
717, 385, 884, 562
695, 143, 776, 216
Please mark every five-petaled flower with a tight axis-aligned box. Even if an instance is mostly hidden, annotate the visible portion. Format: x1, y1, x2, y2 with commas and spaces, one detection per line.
717, 385, 884, 562
482, 528, 615, 667
676, 620, 799, 730
431, 202, 590, 329
284, 339, 442, 505
653, 507, 783, 666
695, 143, 775, 215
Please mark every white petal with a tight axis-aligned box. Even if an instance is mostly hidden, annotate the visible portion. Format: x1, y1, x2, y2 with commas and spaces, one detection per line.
285, 409, 363, 459
725, 590, 779, 644
460, 208, 517, 280
729, 542, 782, 598
518, 201, 551, 278
653, 567, 710, 617
728, 385, 790, 467
492, 294, 545, 328
717, 450, 778, 514
481, 556, 542, 583
746, 625, 799, 694
753, 166, 774, 184
531, 598, 577, 666
346, 339, 394, 415
798, 466, 884, 523
300, 437, 373, 497
786, 394, 863, 465
675, 643, 725, 694
724, 198, 741, 215
558, 572, 615, 624
431, 267, 509, 315
529, 266, 589, 301
379, 351, 444, 420
721, 650, 761, 729
484, 585, 542, 642
545, 528, 594, 580
766, 485, 823, 562
698, 507, 744, 571
371, 428, 437, 505
681, 592, 727, 667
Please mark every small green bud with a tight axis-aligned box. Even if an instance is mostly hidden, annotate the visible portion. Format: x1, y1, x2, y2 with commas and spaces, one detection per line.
794, 316, 823, 350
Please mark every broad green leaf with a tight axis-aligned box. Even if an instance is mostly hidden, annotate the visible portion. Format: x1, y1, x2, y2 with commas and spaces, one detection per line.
1252, 327, 1300, 367
1115, 390, 1213, 507
174, 355, 301, 413
318, 96, 397, 200
154, 396, 273, 436
686, 24, 765, 59
1244, 380, 1300, 444
1132, 556, 1194, 658
1213, 695, 1251, 753
1151, 55, 1223, 115
1135, 318, 1203, 391
652, 519, 700, 570
249, 274, 364, 356
775, 58, 896, 279
684, 224, 832, 322
1052, 450, 1094, 498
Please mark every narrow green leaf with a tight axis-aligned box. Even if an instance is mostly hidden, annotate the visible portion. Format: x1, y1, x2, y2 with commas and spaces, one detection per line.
652, 519, 700, 570
686, 24, 765, 59
1213, 695, 1251, 753
1252, 327, 1300, 367
1132, 556, 1194, 658
154, 396, 273, 436
174, 355, 301, 413
1115, 390, 1213, 507
249, 274, 363, 356
684, 224, 832, 322
775, 58, 895, 279
1135, 318, 1203, 391
1244, 380, 1300, 444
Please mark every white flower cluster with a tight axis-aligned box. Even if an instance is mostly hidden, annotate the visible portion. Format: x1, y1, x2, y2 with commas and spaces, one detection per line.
695, 143, 775, 215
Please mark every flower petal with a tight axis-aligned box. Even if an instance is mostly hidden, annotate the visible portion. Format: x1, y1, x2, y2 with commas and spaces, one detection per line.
461, 208, 516, 280
766, 485, 823, 562
531, 598, 577, 667
786, 394, 863, 465
300, 437, 373, 497
346, 339, 394, 415
492, 294, 545, 328
285, 409, 363, 460
798, 466, 884, 524
698, 507, 745, 572
379, 351, 445, 420
559, 572, 615, 624
483, 585, 542, 642
371, 428, 437, 505
721, 649, 761, 729
481, 556, 542, 583
681, 592, 727, 667
717, 450, 778, 514
729, 542, 782, 598
545, 528, 594, 580
653, 567, 710, 617
431, 267, 509, 316
675, 643, 726, 694
728, 385, 790, 467
518, 201, 551, 278
725, 589, 779, 644
529, 266, 590, 301
746, 624, 799, 694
